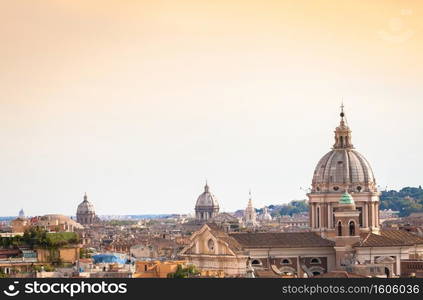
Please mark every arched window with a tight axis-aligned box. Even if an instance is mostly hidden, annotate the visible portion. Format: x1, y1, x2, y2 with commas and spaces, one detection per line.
349, 221, 355, 236
251, 259, 262, 266
310, 258, 321, 264
281, 258, 292, 265
337, 221, 342, 236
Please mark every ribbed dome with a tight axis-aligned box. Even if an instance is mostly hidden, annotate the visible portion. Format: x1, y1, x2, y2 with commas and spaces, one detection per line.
311, 108, 377, 193
312, 149, 376, 191
77, 193, 95, 214
195, 184, 219, 208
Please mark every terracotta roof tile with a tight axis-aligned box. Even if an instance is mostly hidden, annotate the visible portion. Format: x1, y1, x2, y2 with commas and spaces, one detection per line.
228, 232, 334, 248
355, 232, 412, 247
380, 230, 423, 245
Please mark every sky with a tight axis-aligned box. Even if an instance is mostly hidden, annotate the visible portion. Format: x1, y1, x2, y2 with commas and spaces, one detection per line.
0, 0, 422, 216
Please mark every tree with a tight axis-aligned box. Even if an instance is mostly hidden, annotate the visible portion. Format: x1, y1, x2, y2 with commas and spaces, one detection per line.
380, 186, 423, 217
167, 265, 199, 278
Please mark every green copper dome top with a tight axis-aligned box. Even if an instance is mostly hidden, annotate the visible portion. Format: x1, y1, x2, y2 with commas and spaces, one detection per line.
339, 192, 354, 205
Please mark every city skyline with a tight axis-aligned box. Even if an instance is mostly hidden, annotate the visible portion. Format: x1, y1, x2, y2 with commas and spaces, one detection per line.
1, 1, 422, 216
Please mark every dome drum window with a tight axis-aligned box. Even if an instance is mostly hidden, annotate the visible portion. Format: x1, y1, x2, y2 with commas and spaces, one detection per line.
310, 258, 322, 265
251, 259, 262, 266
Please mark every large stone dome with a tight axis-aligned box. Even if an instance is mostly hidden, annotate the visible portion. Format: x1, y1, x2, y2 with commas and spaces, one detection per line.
195, 183, 220, 222
77, 194, 95, 214
312, 149, 376, 192
311, 108, 377, 194
76, 193, 97, 225
195, 184, 219, 208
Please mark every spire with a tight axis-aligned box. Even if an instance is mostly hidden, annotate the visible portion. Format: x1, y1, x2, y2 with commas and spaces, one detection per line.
84, 192, 88, 201
204, 180, 209, 193
248, 190, 253, 208
333, 103, 354, 149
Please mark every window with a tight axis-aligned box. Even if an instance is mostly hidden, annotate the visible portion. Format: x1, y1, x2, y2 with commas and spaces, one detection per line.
357, 186, 362, 192
310, 258, 321, 264
281, 258, 292, 265
338, 221, 342, 236
251, 259, 262, 265
207, 239, 215, 252
316, 207, 320, 228
333, 186, 339, 191
357, 207, 363, 227
349, 221, 355, 236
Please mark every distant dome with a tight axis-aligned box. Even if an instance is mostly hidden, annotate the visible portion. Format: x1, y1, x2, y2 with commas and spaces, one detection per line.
39, 214, 83, 230
77, 193, 95, 215
311, 111, 377, 193
261, 206, 272, 221
195, 184, 219, 208
76, 193, 97, 225
195, 182, 220, 222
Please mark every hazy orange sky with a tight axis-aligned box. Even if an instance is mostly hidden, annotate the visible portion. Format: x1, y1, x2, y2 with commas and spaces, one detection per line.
0, 0, 422, 216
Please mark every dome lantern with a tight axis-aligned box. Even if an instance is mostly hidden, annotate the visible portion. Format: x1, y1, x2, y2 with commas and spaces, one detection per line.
333, 103, 354, 150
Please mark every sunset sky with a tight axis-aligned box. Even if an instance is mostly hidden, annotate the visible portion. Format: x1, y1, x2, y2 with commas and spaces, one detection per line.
0, 0, 422, 216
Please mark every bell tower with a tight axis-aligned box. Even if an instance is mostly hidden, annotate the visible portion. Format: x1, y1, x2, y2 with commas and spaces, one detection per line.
333, 192, 360, 267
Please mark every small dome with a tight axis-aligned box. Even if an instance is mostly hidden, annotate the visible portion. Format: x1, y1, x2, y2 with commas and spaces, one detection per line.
77, 193, 95, 215
339, 192, 354, 205
195, 184, 219, 208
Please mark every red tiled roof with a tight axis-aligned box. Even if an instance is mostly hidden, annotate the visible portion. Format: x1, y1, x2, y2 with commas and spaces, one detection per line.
228, 232, 334, 248
380, 230, 423, 245
355, 232, 412, 247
